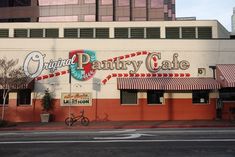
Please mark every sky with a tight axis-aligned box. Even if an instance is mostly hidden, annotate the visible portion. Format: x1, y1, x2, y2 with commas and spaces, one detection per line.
176, 0, 235, 31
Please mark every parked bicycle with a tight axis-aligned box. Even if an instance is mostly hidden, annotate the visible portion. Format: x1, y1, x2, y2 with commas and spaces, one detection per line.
65, 110, 89, 126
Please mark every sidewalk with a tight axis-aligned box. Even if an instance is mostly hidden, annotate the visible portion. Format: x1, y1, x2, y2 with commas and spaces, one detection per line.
1, 120, 235, 131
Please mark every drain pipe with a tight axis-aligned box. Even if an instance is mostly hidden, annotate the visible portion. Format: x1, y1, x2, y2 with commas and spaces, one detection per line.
209, 66, 216, 79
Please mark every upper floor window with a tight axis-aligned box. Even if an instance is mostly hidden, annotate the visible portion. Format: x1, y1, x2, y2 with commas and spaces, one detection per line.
134, 0, 146, 7
14, 29, 28, 38
0, 29, 9, 38
182, 27, 196, 39
146, 27, 160, 39
115, 28, 129, 38
84, 15, 96, 22
45, 29, 59, 38
165, 27, 180, 39
117, 0, 129, 6
84, 0, 95, 4
39, 0, 78, 6
101, 0, 112, 5
130, 28, 144, 39
198, 27, 212, 39
0, 0, 31, 7
151, 0, 163, 8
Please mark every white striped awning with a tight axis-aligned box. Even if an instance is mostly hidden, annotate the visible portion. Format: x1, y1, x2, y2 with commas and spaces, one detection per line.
117, 78, 220, 90
216, 64, 235, 87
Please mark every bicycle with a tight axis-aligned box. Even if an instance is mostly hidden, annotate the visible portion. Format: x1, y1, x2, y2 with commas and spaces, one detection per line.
65, 110, 90, 126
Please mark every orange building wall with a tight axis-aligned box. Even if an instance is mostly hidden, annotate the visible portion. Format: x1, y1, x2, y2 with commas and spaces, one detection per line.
0, 98, 217, 122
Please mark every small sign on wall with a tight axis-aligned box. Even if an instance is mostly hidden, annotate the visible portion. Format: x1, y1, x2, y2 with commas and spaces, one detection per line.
61, 93, 92, 106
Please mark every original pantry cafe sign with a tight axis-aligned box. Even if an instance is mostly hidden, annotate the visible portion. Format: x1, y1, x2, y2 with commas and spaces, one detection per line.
23, 50, 190, 81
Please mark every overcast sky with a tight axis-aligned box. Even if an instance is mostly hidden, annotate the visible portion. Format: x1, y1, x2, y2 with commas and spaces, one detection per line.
176, 0, 235, 31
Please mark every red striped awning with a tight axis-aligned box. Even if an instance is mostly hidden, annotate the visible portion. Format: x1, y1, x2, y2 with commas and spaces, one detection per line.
216, 64, 235, 87
117, 78, 220, 90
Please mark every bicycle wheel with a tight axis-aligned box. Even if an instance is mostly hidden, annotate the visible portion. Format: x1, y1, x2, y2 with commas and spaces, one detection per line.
81, 117, 89, 126
65, 117, 74, 126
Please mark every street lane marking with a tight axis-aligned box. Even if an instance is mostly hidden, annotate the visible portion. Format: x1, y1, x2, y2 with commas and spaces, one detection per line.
94, 133, 154, 140
98, 129, 136, 133
1, 139, 235, 144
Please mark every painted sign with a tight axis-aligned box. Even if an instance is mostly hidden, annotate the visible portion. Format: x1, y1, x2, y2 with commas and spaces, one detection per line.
61, 92, 92, 106
23, 50, 190, 81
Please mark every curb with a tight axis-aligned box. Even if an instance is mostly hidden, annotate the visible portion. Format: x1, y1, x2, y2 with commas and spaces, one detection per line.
1, 124, 235, 131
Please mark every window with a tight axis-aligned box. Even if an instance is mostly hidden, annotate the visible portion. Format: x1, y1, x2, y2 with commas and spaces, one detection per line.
101, 0, 112, 5
84, 15, 96, 22
30, 29, 43, 38
117, 17, 130, 21
80, 28, 94, 38
17, 89, 31, 105
219, 88, 235, 101
95, 28, 109, 38
192, 90, 209, 104
0, 0, 31, 7
64, 28, 78, 38
147, 90, 164, 104
121, 90, 137, 104
0, 29, 9, 38
182, 27, 196, 39
134, 0, 146, 7
0, 18, 30, 22
45, 29, 59, 38
115, 28, 129, 38
0, 90, 9, 105
130, 28, 144, 38
165, 27, 180, 39
100, 16, 113, 22
39, 0, 78, 6
146, 27, 160, 39
198, 27, 212, 39
117, 0, 129, 6
151, 0, 163, 8
14, 29, 28, 38
84, 0, 95, 4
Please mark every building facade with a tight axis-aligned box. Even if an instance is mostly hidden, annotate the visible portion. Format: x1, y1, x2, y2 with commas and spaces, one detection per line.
0, 21, 235, 122
0, 0, 175, 22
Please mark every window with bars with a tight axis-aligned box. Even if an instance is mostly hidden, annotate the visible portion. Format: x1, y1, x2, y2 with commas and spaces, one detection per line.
0, 29, 9, 38
14, 29, 28, 38
198, 27, 212, 39
95, 28, 109, 38
182, 27, 196, 39
0, 90, 9, 105
121, 90, 137, 104
165, 27, 180, 39
30, 29, 43, 38
146, 27, 160, 39
17, 89, 31, 105
45, 29, 59, 38
115, 28, 129, 38
80, 28, 94, 38
147, 90, 164, 104
64, 28, 78, 38
192, 90, 209, 104
130, 28, 144, 39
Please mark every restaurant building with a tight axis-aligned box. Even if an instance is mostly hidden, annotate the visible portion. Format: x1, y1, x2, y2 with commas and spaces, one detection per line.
0, 20, 235, 122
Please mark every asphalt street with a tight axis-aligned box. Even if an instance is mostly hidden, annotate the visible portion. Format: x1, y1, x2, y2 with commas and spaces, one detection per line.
0, 128, 235, 157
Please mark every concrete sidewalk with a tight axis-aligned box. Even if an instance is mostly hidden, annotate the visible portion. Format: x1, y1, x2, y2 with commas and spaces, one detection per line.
1, 120, 235, 131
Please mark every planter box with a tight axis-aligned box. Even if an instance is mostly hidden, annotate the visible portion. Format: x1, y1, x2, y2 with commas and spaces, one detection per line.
40, 113, 50, 123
